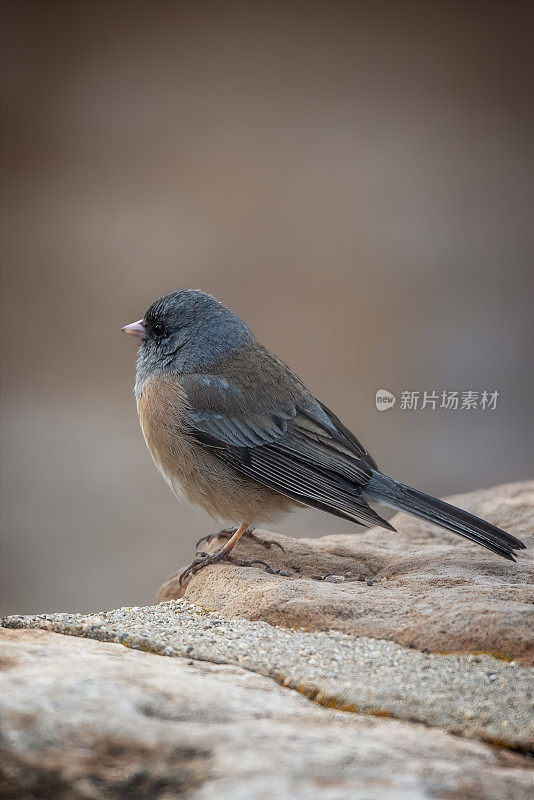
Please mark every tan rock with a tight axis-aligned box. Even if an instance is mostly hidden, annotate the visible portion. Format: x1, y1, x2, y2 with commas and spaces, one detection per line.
6, 601, 531, 747
1, 628, 531, 800
159, 481, 534, 664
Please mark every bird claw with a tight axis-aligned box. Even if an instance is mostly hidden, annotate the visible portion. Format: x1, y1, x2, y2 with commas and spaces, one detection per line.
178, 549, 230, 586
195, 527, 284, 553
231, 557, 290, 576
181, 529, 288, 587
256, 537, 285, 552
195, 528, 236, 551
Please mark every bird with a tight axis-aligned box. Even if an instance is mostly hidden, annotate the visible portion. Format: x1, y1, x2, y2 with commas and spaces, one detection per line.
121, 289, 525, 585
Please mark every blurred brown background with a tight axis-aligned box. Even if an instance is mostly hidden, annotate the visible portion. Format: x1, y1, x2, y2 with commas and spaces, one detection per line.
2, 0, 533, 615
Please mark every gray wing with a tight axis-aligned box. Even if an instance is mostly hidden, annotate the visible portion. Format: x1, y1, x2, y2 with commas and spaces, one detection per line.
181, 373, 393, 530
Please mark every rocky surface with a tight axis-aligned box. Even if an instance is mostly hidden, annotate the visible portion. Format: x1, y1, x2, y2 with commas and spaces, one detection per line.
159, 481, 534, 664
4, 601, 533, 750
1, 628, 532, 800
2, 480, 533, 799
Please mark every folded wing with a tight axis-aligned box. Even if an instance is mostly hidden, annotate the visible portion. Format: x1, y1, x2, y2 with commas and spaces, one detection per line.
182, 373, 394, 530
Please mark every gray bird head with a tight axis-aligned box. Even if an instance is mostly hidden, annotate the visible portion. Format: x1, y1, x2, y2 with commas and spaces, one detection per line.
122, 290, 256, 385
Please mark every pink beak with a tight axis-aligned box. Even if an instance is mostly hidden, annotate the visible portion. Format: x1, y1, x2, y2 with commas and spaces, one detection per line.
121, 319, 147, 339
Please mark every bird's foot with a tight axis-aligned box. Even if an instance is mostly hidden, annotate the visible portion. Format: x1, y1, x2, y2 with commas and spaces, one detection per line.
195, 527, 284, 553
178, 550, 291, 587
247, 532, 285, 551
180, 527, 287, 586
230, 557, 292, 577
195, 527, 237, 551
178, 549, 231, 586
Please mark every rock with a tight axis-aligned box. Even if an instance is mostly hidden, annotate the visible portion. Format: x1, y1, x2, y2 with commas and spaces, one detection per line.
2, 481, 533, 798
1, 628, 532, 800
3, 601, 532, 750
158, 481, 534, 664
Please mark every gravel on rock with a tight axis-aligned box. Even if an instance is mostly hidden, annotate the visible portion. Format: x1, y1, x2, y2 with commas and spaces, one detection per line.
3, 600, 532, 750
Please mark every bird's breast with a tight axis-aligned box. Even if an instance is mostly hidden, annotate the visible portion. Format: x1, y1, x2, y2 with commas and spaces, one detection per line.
136, 373, 196, 502
135, 372, 298, 524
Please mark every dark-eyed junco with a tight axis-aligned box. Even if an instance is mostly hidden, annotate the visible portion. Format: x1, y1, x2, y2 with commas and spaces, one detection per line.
122, 289, 525, 584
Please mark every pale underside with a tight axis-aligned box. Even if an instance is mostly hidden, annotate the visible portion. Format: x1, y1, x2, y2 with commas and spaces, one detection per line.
137, 375, 298, 525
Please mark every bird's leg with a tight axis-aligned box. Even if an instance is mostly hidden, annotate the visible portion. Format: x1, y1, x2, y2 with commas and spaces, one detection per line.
195, 526, 284, 553
179, 522, 250, 586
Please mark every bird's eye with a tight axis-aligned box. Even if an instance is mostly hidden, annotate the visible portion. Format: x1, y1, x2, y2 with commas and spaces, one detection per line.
153, 322, 165, 337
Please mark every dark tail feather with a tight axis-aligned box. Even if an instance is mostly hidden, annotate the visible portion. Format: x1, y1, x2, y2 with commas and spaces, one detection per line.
365, 472, 526, 561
